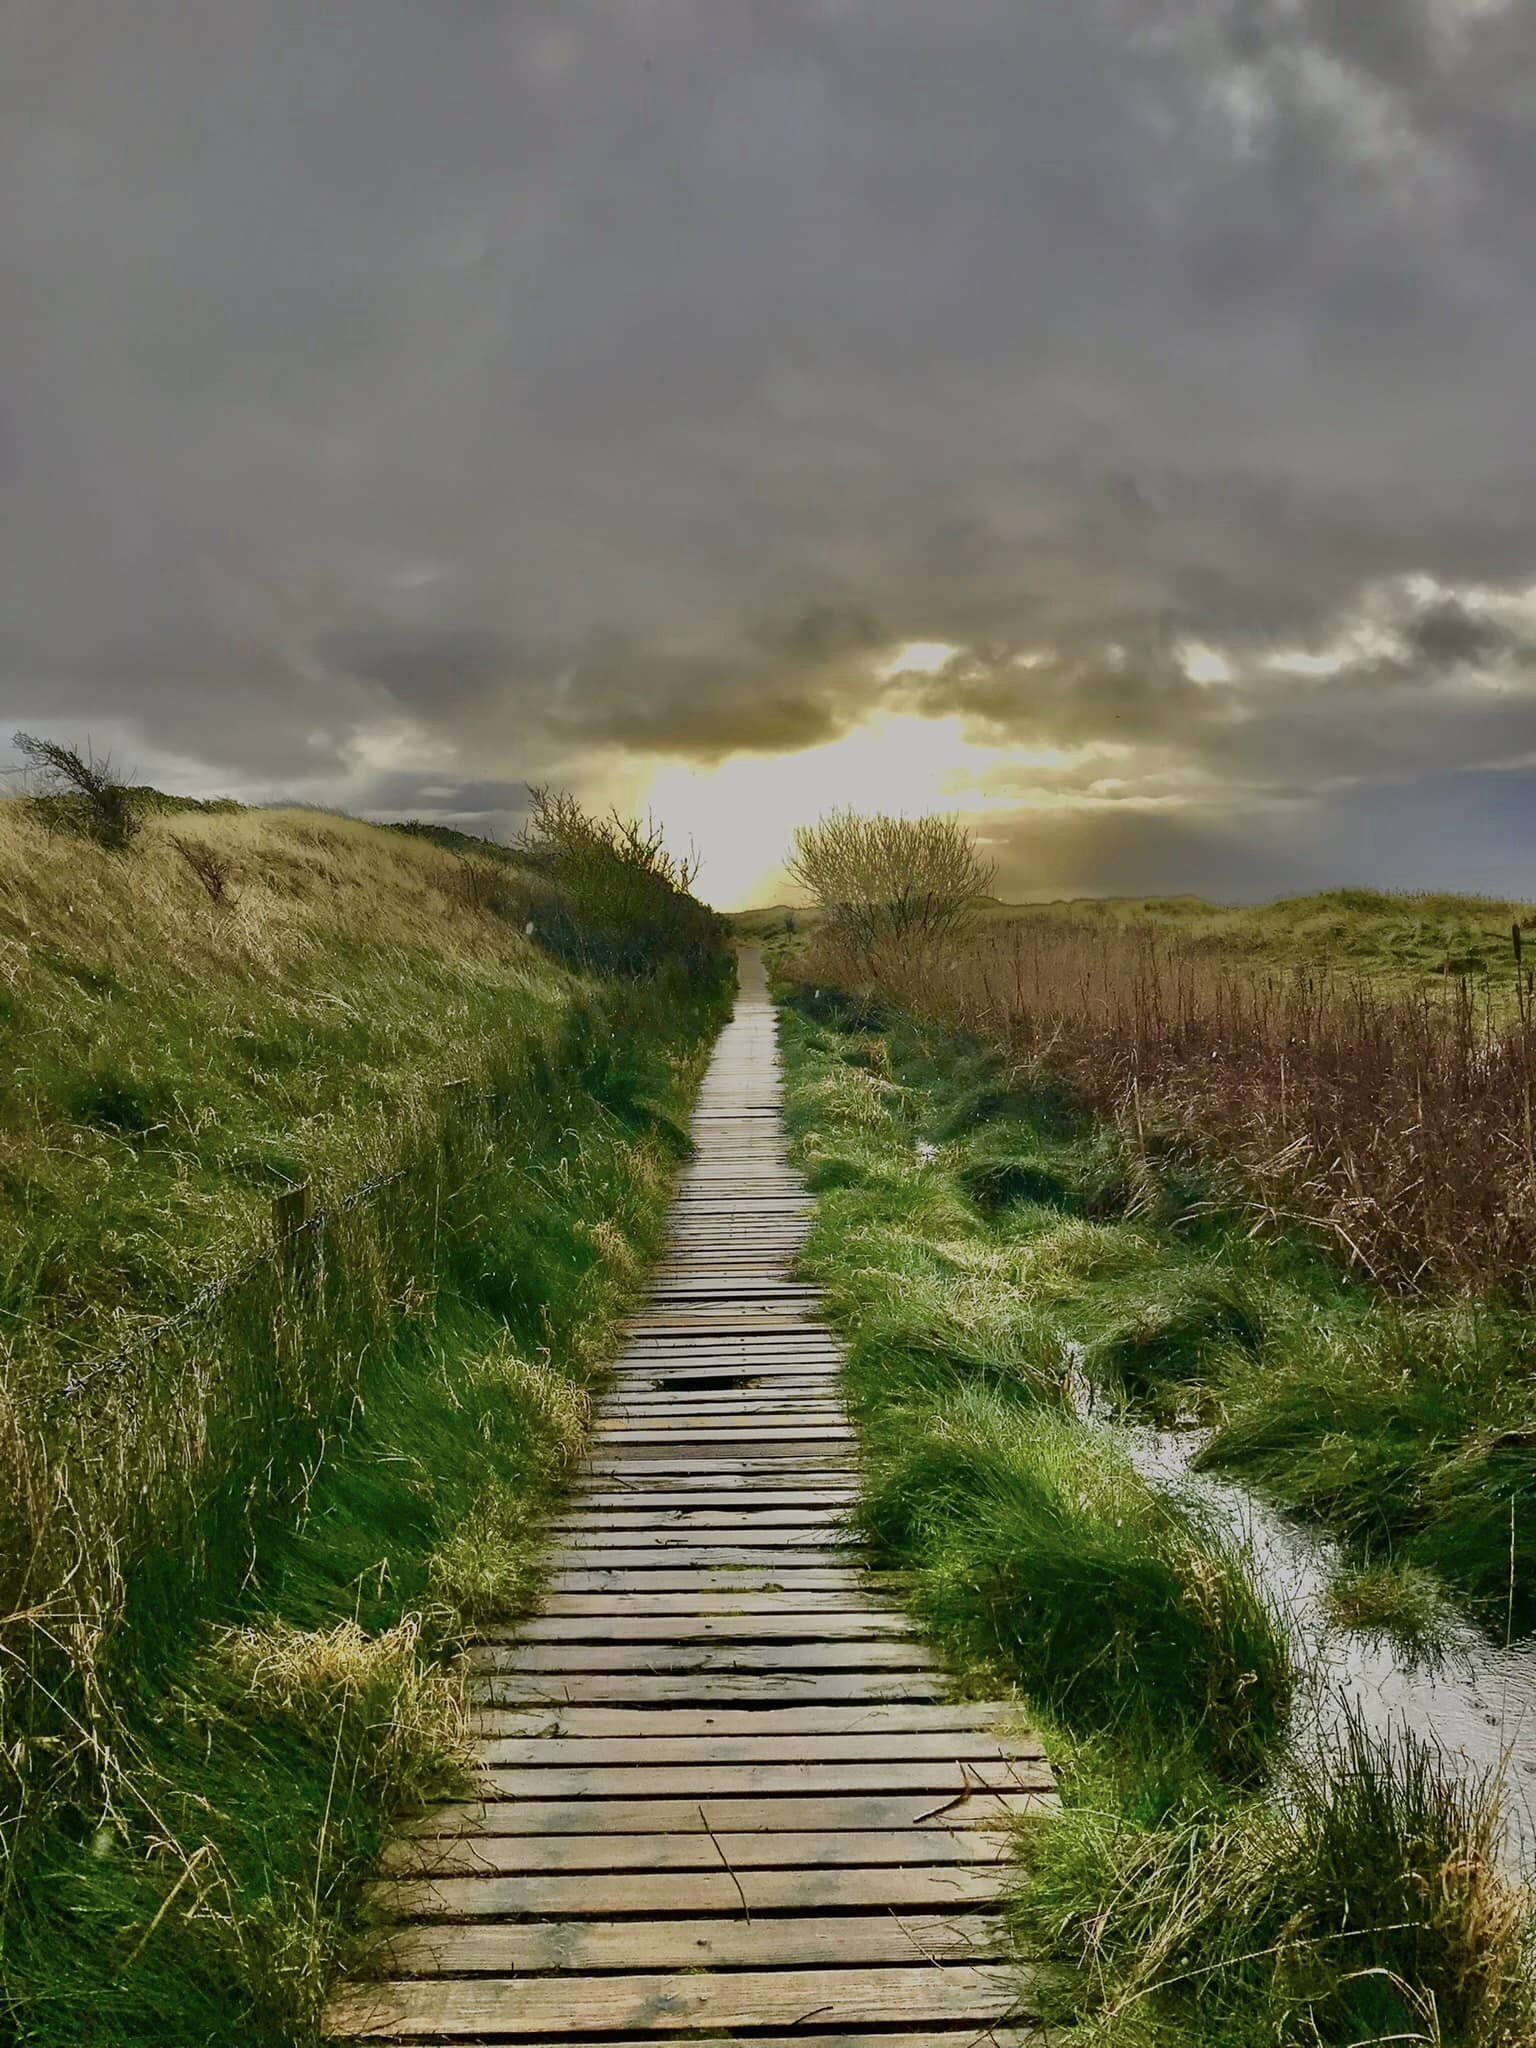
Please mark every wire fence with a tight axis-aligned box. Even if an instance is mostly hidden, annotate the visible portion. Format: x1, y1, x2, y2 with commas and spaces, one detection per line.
36, 1078, 523, 1418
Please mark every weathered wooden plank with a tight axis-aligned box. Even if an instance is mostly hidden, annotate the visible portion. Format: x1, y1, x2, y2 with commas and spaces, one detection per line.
383, 1825, 1013, 1876
548, 1519, 859, 1541
537, 1569, 876, 1595
328, 1961, 1027, 2038
561, 1499, 860, 1515
468, 1761, 1051, 1801
591, 1426, 855, 1444
398, 1791, 1046, 1839
371, 1860, 1010, 1923
465, 1729, 1042, 1764
541, 1535, 865, 1560
465, 1641, 935, 1676
504, 1612, 914, 1642
531, 1547, 868, 1571
463, 1703, 1019, 1739
596, 1403, 849, 1423
468, 1670, 950, 1706
529, 1588, 879, 1613
366, 1907, 1004, 1976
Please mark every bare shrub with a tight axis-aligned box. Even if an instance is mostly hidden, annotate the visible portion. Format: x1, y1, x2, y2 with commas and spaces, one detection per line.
516, 785, 722, 976
787, 810, 993, 965
171, 835, 233, 904
12, 732, 142, 851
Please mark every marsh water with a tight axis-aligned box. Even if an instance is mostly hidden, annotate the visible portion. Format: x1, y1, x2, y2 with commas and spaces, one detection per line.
1065, 1352, 1536, 1874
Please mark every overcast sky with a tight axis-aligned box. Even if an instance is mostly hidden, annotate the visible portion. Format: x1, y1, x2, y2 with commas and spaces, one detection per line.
4, 0, 1536, 905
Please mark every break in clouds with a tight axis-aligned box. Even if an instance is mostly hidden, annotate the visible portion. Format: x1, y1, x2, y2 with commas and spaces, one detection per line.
4, 0, 1536, 900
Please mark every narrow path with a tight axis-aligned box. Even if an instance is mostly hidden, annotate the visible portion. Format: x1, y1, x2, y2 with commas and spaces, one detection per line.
329, 951, 1053, 2045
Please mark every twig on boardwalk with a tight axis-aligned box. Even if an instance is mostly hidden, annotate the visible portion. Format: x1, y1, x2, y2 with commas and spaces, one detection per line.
912, 1758, 978, 1824
697, 1802, 751, 1923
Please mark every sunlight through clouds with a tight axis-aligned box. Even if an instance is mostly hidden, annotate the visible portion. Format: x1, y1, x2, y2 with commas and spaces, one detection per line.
626, 713, 1085, 908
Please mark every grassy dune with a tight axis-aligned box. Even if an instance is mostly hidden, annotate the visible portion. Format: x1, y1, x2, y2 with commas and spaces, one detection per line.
0, 795, 728, 2044
0, 802, 564, 1353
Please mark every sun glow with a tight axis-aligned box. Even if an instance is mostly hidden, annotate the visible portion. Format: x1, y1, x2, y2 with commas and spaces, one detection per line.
622, 712, 1062, 910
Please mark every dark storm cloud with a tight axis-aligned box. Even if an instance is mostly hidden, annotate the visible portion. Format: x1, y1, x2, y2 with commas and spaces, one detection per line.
1401, 599, 1517, 669
321, 627, 513, 707
3, 0, 1536, 893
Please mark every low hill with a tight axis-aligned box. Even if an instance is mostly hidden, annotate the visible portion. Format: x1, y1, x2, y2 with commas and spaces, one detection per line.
731, 885, 1536, 987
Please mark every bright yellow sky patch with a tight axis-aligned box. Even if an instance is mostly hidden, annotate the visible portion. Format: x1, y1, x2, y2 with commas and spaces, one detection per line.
622, 712, 1079, 909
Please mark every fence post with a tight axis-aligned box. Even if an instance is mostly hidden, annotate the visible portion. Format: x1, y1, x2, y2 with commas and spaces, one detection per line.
272, 1181, 316, 1286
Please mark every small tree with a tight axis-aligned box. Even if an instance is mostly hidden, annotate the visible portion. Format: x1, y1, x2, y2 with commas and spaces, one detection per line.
786, 809, 994, 963
515, 787, 721, 977
12, 732, 142, 851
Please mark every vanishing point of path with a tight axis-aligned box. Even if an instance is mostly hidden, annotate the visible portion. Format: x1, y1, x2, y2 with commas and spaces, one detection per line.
329, 950, 1055, 2046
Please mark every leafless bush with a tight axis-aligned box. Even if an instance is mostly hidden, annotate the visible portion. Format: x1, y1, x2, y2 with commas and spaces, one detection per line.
516, 786, 721, 976
12, 732, 141, 851
787, 810, 993, 965
451, 853, 517, 917
171, 835, 233, 904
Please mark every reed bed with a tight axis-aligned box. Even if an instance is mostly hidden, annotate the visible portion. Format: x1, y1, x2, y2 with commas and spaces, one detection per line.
798, 917, 1536, 1299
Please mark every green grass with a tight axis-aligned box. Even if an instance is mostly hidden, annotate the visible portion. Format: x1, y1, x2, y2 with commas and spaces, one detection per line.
859, 1387, 1287, 1780
1016, 1710, 1535, 2046
0, 804, 565, 1356
784, 982, 1536, 1639
2, 966, 717, 2047
1201, 1305, 1536, 1633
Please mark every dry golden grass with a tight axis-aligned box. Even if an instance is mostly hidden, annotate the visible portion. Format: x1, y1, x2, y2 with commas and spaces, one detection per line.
0, 800, 559, 1359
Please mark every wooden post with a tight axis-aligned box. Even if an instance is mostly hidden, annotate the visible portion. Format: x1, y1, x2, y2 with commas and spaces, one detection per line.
272, 1180, 316, 1284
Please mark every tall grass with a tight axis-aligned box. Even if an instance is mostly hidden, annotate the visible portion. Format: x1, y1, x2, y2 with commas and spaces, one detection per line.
788, 926, 1536, 1636
1019, 1711, 1535, 2046
861, 1387, 1288, 1780
779, 1005, 1291, 1780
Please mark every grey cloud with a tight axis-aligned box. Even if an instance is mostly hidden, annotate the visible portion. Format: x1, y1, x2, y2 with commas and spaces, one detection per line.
1403, 600, 1517, 669
750, 604, 885, 665
320, 627, 514, 707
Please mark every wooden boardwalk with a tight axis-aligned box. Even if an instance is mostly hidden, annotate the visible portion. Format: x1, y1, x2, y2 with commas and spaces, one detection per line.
329, 950, 1052, 2045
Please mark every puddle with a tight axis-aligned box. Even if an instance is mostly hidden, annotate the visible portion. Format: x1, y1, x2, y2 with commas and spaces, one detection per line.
1064, 1345, 1536, 1873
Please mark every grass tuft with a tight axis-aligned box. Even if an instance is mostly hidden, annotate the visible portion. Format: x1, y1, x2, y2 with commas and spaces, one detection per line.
1323, 1561, 1458, 1660
1018, 1710, 1536, 2046
217, 1615, 470, 1813
861, 1386, 1290, 1779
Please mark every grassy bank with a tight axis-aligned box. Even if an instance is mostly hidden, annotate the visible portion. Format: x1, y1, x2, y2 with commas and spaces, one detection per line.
776, 990, 1536, 2043
778, 997, 1289, 1779
0, 792, 728, 2044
